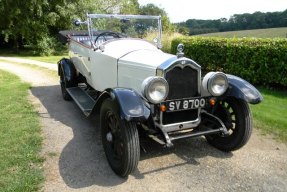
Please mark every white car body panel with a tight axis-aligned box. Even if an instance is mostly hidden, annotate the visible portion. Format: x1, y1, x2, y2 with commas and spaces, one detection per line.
100, 39, 159, 58
90, 51, 118, 91
69, 38, 175, 93
69, 41, 93, 85
118, 49, 176, 95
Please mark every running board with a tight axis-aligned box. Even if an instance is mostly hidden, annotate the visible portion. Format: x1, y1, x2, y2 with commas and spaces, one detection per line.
66, 87, 95, 116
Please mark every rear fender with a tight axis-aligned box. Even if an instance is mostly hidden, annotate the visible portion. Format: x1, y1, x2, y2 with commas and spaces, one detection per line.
226, 74, 263, 104
94, 88, 150, 122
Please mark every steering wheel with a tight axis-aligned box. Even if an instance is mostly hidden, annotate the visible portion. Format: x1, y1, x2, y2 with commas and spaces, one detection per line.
94, 31, 121, 46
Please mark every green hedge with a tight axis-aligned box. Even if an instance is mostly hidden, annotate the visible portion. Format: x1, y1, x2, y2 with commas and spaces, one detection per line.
171, 37, 287, 87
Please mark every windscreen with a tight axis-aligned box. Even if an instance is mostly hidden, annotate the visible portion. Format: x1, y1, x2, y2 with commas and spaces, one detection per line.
90, 16, 161, 44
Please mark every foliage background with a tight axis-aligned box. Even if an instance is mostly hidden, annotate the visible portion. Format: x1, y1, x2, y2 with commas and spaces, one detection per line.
176, 10, 287, 35
1, 0, 287, 55
171, 37, 287, 88
1, 0, 286, 55
0, 0, 172, 55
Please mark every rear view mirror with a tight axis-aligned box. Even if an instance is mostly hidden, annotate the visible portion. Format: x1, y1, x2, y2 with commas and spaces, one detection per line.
74, 19, 87, 26
74, 19, 82, 26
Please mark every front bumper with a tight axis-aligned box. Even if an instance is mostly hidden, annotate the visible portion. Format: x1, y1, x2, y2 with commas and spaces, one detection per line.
155, 110, 229, 147
155, 114, 201, 132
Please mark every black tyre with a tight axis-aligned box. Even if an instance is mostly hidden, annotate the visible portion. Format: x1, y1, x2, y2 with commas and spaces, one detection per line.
100, 98, 140, 177
206, 97, 252, 151
59, 68, 72, 101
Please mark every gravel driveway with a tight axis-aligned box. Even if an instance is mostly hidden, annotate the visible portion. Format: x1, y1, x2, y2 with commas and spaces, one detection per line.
0, 60, 286, 192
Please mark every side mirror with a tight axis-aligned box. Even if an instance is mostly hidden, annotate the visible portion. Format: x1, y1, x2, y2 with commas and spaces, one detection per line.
74, 19, 87, 26
74, 19, 82, 26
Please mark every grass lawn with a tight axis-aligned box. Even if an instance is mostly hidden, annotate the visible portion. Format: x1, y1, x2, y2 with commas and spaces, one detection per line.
198, 27, 287, 38
251, 88, 287, 142
17, 55, 66, 64
0, 70, 43, 191
0, 49, 67, 64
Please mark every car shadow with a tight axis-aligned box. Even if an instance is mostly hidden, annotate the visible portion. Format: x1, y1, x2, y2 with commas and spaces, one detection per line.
132, 135, 232, 179
31, 85, 233, 189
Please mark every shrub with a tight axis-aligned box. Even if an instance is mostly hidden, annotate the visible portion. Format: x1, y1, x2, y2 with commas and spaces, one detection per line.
145, 32, 183, 53
171, 37, 287, 88
28, 35, 66, 56
161, 32, 184, 53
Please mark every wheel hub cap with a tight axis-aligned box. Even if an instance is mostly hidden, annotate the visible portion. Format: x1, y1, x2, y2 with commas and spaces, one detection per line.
106, 132, 113, 142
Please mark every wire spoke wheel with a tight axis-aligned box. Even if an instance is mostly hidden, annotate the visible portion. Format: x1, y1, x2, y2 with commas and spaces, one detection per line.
101, 98, 140, 177
105, 111, 125, 164
206, 97, 253, 151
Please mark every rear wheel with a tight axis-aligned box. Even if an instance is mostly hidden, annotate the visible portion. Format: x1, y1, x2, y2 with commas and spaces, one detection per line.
206, 97, 252, 151
100, 98, 140, 177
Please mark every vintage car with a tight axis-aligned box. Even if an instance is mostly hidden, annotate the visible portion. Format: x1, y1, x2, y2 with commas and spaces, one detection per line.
58, 14, 263, 177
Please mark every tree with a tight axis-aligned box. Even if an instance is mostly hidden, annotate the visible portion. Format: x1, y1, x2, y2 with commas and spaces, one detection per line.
0, 0, 144, 54
120, 0, 140, 14
139, 3, 173, 32
0, 0, 49, 50
178, 26, 189, 35
0, 0, 177, 54
175, 9, 287, 35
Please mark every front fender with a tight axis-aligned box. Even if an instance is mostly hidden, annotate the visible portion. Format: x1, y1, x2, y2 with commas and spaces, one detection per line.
226, 74, 263, 104
57, 58, 77, 83
94, 88, 150, 122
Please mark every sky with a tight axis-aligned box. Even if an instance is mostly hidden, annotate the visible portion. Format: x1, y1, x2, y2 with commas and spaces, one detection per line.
137, 0, 287, 22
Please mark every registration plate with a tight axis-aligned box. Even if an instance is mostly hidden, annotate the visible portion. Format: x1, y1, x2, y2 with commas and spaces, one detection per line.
164, 98, 206, 112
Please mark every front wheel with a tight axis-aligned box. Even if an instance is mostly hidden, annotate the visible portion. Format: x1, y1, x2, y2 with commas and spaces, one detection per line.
206, 97, 252, 152
100, 98, 140, 177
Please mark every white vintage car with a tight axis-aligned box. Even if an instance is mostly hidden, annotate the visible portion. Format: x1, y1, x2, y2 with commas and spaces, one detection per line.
58, 14, 263, 177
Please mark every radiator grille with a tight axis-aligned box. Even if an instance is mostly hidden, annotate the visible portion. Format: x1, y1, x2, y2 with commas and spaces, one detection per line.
165, 66, 199, 100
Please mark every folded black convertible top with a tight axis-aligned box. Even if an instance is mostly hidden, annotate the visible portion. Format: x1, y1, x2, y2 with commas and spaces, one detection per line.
58, 30, 115, 43
58, 30, 90, 43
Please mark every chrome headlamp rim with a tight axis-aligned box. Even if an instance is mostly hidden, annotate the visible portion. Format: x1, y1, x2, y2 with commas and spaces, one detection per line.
142, 76, 169, 104
207, 72, 228, 96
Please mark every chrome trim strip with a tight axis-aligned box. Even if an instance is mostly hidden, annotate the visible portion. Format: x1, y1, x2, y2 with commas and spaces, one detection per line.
158, 57, 201, 72
158, 17, 162, 49
88, 14, 160, 20
156, 57, 202, 96
156, 56, 177, 77
155, 111, 201, 132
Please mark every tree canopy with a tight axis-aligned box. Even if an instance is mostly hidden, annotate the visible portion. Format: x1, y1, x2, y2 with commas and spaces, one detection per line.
0, 0, 171, 55
176, 9, 287, 35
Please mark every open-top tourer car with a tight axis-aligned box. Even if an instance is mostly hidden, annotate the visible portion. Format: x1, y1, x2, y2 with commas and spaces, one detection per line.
58, 14, 263, 177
